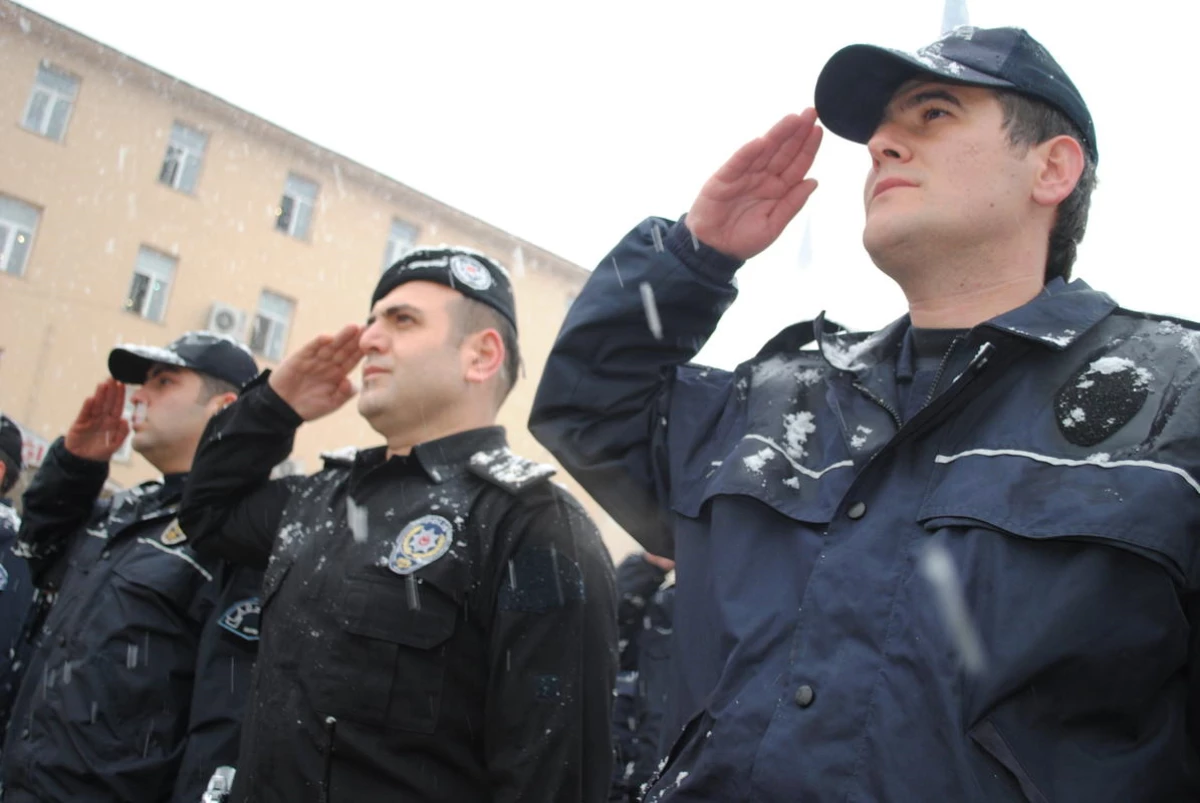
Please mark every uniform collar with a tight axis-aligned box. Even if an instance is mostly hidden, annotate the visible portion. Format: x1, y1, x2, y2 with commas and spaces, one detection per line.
981, 278, 1116, 349
352, 426, 509, 485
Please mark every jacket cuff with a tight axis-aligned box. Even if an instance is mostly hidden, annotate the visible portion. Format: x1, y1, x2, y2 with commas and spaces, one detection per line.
243, 372, 304, 428
664, 217, 744, 284
49, 437, 111, 475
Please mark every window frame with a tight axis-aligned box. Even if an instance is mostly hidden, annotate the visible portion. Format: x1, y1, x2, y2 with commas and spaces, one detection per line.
382, 218, 420, 271
249, 289, 295, 362
124, 247, 177, 323
22, 62, 79, 142
159, 121, 208, 194
275, 174, 318, 240
0, 194, 41, 278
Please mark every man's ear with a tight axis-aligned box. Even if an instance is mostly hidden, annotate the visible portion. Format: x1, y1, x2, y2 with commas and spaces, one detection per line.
205, 391, 238, 417
1031, 134, 1085, 208
463, 328, 505, 387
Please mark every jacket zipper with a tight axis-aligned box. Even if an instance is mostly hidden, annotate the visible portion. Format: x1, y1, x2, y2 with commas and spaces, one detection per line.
923, 335, 966, 408
321, 715, 337, 803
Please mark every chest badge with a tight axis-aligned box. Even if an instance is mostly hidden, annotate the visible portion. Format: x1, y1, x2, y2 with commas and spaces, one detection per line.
218, 597, 262, 641
160, 518, 187, 546
389, 515, 454, 575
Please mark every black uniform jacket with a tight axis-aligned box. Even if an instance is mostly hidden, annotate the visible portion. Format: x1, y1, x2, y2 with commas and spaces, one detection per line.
3, 439, 262, 803
178, 378, 619, 803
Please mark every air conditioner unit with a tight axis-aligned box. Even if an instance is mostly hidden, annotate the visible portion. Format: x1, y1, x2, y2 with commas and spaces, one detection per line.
206, 302, 247, 340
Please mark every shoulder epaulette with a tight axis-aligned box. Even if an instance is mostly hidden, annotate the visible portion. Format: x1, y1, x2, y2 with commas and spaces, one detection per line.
467, 447, 556, 495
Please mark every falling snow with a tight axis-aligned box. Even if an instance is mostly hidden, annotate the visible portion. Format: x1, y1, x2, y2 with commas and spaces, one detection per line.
640, 282, 663, 340
919, 541, 986, 674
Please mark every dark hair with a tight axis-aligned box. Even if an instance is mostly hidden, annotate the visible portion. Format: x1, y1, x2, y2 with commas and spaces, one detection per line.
195, 372, 238, 403
453, 297, 520, 404
995, 90, 1098, 284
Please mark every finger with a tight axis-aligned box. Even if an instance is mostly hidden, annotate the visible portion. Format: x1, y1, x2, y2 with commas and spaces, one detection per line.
111, 417, 130, 444
76, 387, 101, 424
766, 178, 819, 234
779, 124, 824, 186
710, 135, 770, 185
106, 381, 127, 420
762, 111, 819, 177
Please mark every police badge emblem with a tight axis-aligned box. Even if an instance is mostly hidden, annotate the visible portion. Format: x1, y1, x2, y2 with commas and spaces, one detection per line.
449, 255, 495, 291
388, 515, 454, 575
161, 518, 188, 546
218, 597, 262, 641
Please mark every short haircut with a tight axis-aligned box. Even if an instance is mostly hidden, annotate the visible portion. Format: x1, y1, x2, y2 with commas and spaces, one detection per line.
453, 296, 520, 404
995, 89, 1098, 284
195, 372, 239, 403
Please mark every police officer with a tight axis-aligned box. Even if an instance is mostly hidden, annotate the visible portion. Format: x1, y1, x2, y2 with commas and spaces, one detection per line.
610, 552, 675, 803
179, 247, 618, 802
0, 415, 33, 746
2, 333, 262, 803
532, 25, 1200, 803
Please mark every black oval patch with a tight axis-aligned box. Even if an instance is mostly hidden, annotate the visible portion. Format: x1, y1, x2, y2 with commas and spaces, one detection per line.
1055, 357, 1151, 447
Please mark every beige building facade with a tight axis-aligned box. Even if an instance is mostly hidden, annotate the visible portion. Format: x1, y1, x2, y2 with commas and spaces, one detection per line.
0, 1, 637, 558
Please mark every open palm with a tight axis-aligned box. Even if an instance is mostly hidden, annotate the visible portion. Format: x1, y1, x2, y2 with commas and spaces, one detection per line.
268, 324, 364, 421
64, 379, 130, 462
686, 109, 823, 261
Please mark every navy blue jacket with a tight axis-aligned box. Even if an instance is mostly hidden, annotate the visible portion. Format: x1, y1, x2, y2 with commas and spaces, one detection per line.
2, 439, 262, 803
531, 217, 1200, 802
0, 498, 34, 745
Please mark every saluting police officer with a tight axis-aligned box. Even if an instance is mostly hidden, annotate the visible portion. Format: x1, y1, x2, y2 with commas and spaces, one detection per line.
179, 247, 619, 803
2, 333, 263, 803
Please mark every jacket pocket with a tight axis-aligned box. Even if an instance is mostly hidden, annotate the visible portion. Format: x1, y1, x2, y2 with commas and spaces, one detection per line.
969, 719, 1049, 803
317, 573, 457, 732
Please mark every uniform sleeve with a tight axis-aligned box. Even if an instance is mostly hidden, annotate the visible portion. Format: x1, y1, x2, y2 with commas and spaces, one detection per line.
169, 561, 263, 803
15, 438, 108, 585
179, 376, 300, 570
528, 218, 741, 557
485, 489, 619, 803
615, 554, 667, 672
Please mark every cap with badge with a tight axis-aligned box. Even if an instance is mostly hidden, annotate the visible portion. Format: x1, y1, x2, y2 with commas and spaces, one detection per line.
108, 331, 260, 388
373, 247, 517, 332
815, 26, 1097, 162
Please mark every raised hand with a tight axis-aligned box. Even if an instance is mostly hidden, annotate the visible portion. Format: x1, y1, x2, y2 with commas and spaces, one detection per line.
685, 109, 823, 261
64, 379, 131, 462
268, 324, 364, 421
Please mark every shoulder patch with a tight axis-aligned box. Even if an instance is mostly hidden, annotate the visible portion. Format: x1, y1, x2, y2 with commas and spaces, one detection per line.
160, 518, 188, 546
218, 597, 262, 641
1055, 355, 1152, 447
468, 447, 556, 494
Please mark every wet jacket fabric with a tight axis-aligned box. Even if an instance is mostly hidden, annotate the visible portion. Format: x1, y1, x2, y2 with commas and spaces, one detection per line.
1, 439, 262, 803
610, 555, 675, 803
530, 217, 1200, 802
0, 499, 33, 746
178, 378, 619, 803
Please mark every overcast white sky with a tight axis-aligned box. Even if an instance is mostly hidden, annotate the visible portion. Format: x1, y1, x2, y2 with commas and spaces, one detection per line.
17, 0, 1199, 368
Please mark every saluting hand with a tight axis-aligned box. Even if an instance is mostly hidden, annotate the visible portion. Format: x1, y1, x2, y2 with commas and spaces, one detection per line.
268, 324, 364, 421
64, 379, 131, 462
685, 109, 823, 261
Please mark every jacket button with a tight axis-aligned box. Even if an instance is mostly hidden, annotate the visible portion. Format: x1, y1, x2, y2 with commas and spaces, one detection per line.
794, 685, 815, 707
846, 502, 867, 520
100, 550, 111, 560
20, 728, 29, 739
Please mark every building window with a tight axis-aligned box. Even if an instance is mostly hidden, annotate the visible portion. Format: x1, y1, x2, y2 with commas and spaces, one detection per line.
124, 247, 176, 322
22, 63, 79, 142
250, 290, 294, 361
159, 122, 207, 194
0, 195, 40, 277
275, 174, 317, 239
382, 218, 419, 271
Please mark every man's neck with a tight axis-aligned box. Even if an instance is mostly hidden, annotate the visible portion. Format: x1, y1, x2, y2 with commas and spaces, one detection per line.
383, 413, 496, 460
906, 273, 1043, 328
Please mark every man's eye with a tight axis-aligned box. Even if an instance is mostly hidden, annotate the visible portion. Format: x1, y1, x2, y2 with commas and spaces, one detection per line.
923, 107, 950, 121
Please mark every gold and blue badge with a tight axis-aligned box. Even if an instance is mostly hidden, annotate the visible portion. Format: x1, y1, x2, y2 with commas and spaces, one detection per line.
161, 518, 187, 546
389, 515, 454, 575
